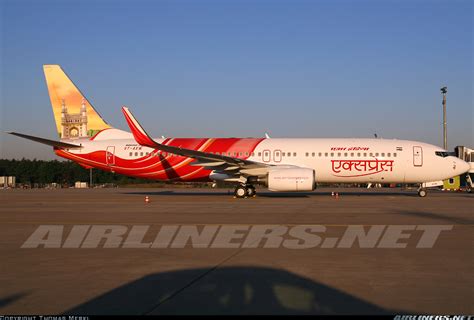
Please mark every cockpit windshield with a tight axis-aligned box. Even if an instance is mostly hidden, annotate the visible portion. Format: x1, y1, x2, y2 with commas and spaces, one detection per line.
435, 151, 450, 158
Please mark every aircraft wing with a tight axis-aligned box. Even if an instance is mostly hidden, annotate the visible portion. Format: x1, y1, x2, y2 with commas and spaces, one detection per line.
121, 107, 271, 177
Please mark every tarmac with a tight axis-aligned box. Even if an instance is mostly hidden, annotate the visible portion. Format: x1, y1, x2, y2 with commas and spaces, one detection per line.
0, 187, 472, 315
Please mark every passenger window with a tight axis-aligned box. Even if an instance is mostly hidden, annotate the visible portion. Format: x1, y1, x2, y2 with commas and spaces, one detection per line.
312, 152, 315, 157
306, 152, 309, 157
337, 153, 341, 157
318, 152, 322, 157
364, 153, 367, 157
135, 152, 138, 156
293, 152, 297, 156
350, 153, 354, 157
344, 153, 348, 157
375, 153, 379, 157
258, 152, 261, 157
129, 152, 133, 156
381, 153, 385, 157
287, 153, 291, 157
387, 153, 391, 157
357, 153, 361, 157
330, 153, 334, 157
325, 153, 328, 157
394, 153, 397, 157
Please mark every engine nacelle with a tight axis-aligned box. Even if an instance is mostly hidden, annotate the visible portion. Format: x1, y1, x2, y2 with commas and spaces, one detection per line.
267, 168, 316, 192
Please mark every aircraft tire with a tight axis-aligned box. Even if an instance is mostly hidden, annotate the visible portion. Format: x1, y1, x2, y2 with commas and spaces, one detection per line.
418, 188, 427, 197
234, 185, 248, 198
246, 185, 256, 197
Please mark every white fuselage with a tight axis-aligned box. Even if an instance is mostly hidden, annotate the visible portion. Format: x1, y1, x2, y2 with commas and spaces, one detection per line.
61, 129, 469, 184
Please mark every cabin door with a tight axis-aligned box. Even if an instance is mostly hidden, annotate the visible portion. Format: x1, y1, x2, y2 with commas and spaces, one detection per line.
413, 146, 423, 167
106, 146, 115, 166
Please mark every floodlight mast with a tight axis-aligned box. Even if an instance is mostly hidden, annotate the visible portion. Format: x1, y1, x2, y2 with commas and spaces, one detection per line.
441, 86, 448, 150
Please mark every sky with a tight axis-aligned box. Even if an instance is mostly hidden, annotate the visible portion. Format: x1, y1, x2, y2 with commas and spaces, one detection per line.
0, 0, 472, 160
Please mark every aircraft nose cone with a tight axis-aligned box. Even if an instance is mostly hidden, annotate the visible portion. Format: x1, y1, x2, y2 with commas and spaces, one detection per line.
461, 161, 471, 173
456, 159, 471, 175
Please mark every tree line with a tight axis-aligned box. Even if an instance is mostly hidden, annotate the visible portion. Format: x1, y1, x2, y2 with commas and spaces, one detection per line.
0, 158, 154, 186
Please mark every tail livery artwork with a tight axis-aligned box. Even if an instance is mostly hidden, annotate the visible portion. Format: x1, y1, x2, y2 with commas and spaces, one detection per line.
8, 65, 471, 197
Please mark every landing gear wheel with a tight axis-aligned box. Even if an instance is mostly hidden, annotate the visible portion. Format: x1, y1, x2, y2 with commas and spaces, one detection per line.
234, 186, 247, 198
418, 188, 427, 197
246, 185, 256, 198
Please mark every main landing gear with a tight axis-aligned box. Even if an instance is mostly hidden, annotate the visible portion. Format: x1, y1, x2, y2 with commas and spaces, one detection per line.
234, 184, 256, 198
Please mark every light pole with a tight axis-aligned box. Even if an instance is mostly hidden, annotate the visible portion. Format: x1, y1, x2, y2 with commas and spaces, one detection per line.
440, 86, 447, 150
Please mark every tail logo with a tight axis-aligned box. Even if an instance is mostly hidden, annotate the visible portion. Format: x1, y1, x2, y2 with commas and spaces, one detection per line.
60, 98, 88, 138
43, 65, 111, 139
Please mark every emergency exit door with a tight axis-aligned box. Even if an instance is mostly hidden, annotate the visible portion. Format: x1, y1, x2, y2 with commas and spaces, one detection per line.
274, 150, 282, 163
263, 150, 271, 162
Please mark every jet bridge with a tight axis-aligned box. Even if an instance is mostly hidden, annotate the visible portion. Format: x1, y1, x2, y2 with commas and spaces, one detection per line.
455, 146, 474, 192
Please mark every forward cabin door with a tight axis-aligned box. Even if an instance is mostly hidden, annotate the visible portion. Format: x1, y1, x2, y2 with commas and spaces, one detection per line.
413, 146, 423, 167
106, 146, 115, 166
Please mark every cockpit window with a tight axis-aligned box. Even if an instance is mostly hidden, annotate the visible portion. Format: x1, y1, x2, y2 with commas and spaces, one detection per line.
435, 151, 450, 157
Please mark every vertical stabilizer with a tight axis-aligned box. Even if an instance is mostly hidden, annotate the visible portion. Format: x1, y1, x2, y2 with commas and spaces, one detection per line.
43, 65, 111, 139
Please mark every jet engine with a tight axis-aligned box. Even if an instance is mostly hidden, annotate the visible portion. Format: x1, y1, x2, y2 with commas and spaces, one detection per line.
267, 168, 316, 192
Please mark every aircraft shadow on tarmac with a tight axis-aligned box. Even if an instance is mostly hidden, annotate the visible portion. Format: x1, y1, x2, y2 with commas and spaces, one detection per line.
64, 266, 406, 315
121, 190, 419, 198
122, 190, 236, 197
0, 292, 28, 309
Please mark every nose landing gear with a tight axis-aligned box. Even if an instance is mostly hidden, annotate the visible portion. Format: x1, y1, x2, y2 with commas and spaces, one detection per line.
417, 187, 427, 197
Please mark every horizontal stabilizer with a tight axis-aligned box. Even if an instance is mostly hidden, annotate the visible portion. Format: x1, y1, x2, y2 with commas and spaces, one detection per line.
7, 132, 83, 149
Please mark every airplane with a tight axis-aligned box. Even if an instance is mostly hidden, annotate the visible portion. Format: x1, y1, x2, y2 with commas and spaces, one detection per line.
7, 65, 471, 198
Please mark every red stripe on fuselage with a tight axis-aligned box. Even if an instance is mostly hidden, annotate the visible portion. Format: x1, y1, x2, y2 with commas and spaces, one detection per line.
54, 137, 265, 182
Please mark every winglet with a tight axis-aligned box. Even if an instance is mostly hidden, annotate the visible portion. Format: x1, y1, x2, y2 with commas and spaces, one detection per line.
121, 107, 158, 148
264, 132, 271, 139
